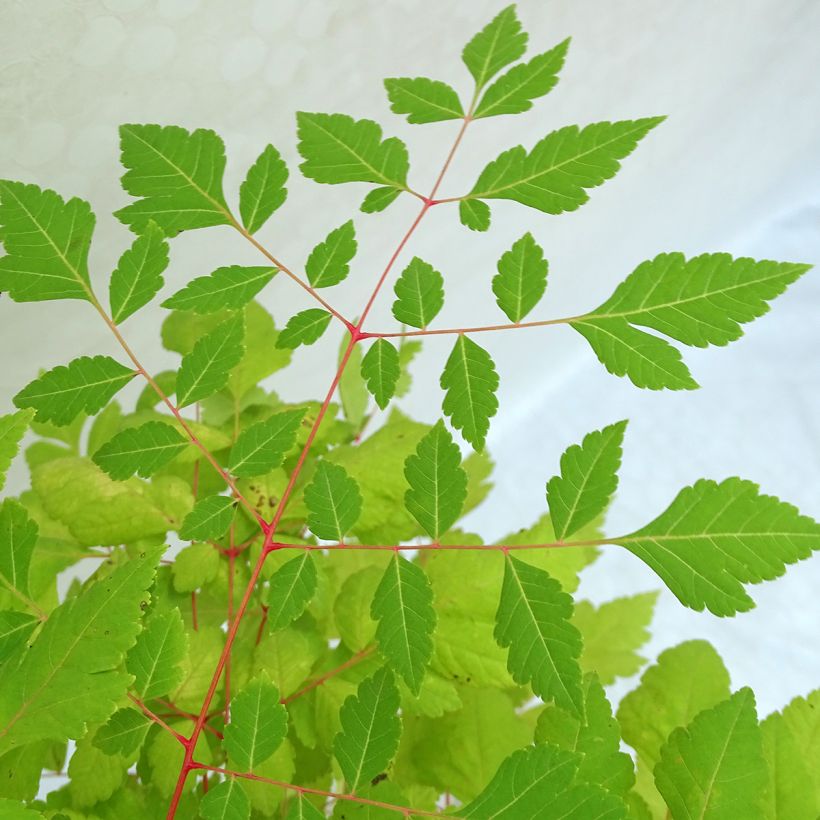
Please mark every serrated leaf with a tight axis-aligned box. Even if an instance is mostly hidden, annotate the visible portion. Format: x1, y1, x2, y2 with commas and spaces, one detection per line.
306, 220, 357, 288
116, 123, 231, 235
495, 554, 584, 717
360, 186, 401, 214
126, 607, 187, 699
286, 794, 325, 820
333, 666, 401, 790
492, 232, 548, 322
384, 77, 464, 124
0, 499, 38, 600
240, 143, 288, 235
14, 355, 136, 426
462, 5, 527, 90
371, 554, 435, 694
0, 547, 161, 755
296, 112, 409, 189
361, 339, 400, 410
109, 220, 170, 323
615, 477, 820, 615
0, 611, 39, 662
266, 552, 318, 631
276, 309, 332, 349
305, 461, 362, 541
178, 495, 235, 541
200, 777, 251, 820
440, 335, 499, 451
176, 313, 245, 407
403, 420, 467, 541
0, 409, 34, 491
459, 198, 491, 231
655, 688, 767, 820
546, 420, 626, 540
0, 181, 95, 303
91, 420, 187, 480
172, 542, 220, 592
228, 408, 305, 478
392, 257, 444, 329
779, 690, 820, 809
93, 708, 150, 757
161, 266, 276, 314
475, 38, 570, 119
223, 673, 288, 770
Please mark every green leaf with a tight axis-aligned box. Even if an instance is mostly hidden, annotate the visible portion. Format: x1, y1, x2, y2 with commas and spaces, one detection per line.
296, 112, 409, 189
546, 420, 627, 540
572, 317, 698, 391
116, 123, 231, 235
392, 257, 444, 329
285, 794, 325, 820
395, 339, 421, 398
466, 118, 664, 217
0, 409, 34, 491
475, 39, 570, 119
371, 554, 435, 695
333, 666, 401, 790
228, 408, 305, 478
93, 708, 150, 757
14, 355, 136, 426
306, 220, 357, 288
0, 611, 38, 661
178, 495, 235, 541
239, 143, 288, 235
136, 370, 176, 410
176, 313, 245, 407
361, 339, 400, 410
0, 499, 38, 600
462, 5, 527, 91
0, 181, 95, 303
223, 673, 288, 770
459, 198, 491, 231
403, 420, 467, 541
266, 552, 318, 631
492, 232, 548, 322
778, 690, 820, 809
91, 420, 187, 480
200, 777, 251, 820
161, 266, 276, 314
655, 688, 767, 820
276, 309, 332, 349
126, 607, 187, 699
615, 477, 820, 615
0, 799, 45, 819
0, 547, 161, 755
109, 220, 170, 323
495, 554, 584, 717
384, 78, 464, 124
339, 337, 369, 428
305, 461, 362, 541
360, 186, 401, 214
172, 542, 220, 592
440, 335, 499, 451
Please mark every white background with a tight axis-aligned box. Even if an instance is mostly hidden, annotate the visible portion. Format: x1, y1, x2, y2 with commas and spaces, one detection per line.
2, 0, 819, 719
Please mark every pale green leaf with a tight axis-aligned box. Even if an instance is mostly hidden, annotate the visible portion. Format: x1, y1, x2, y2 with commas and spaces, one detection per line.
228, 408, 305, 478
779, 690, 820, 808
361, 338, 400, 410
161, 266, 276, 314
306, 220, 357, 288
384, 77, 464, 124
172, 542, 220, 592
93, 708, 150, 757
395, 339, 421, 398
136, 369, 176, 410
339, 336, 369, 428
0, 799, 45, 819
200, 777, 251, 820
492, 232, 548, 322
266, 552, 318, 631
276, 308, 332, 349
91, 420, 187, 480
392, 257, 444, 329
126, 607, 187, 699
0, 409, 34, 491
109, 220, 169, 323
178, 495, 235, 541
459, 198, 491, 231
239, 143, 288, 235
305, 461, 362, 541
0, 499, 38, 600
462, 5, 527, 90
360, 186, 401, 214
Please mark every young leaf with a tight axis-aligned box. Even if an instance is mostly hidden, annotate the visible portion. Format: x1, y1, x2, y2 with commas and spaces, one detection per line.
125, 608, 187, 700
172, 543, 220, 593
459, 198, 491, 232
0, 499, 38, 600
91, 420, 187, 480
296, 112, 409, 189
304, 461, 362, 541
13, 355, 136, 426
392, 257, 445, 328
361, 338, 400, 409
440, 335, 499, 451
178, 495, 235, 541
462, 5, 527, 91
93, 708, 150, 757
109, 220, 169, 323
0, 547, 161, 755
546, 420, 627, 540
228, 408, 305, 478
275, 309, 332, 349
779, 690, 820, 809
0, 181, 94, 303
371, 554, 436, 695
176, 313, 245, 407
333, 666, 401, 790
200, 777, 251, 820
116, 123, 231, 235
654, 688, 767, 820
474, 39, 570, 119
266, 552, 318, 631
360, 186, 401, 214
338, 337, 369, 429
495, 554, 585, 717
492, 232, 548, 322
223, 673, 288, 770
616, 477, 820, 615
305, 220, 357, 288
404, 420, 468, 540
239, 143, 288, 235
384, 77, 464, 124
0, 409, 34, 491
161, 266, 276, 314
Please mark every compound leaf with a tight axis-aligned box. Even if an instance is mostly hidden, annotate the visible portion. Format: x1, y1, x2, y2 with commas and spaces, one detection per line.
239, 143, 288, 235
109, 220, 169, 323
384, 77, 464, 124
275, 309, 332, 350
492, 232, 548, 322
462, 5, 527, 90
125, 607, 187, 700
93, 708, 150, 757
266, 552, 318, 631
92, 420, 187, 480
392, 257, 444, 329
228, 408, 305, 478
0, 409, 34, 491
162, 266, 276, 314
361, 338, 400, 409
178, 495, 235, 541
0, 499, 38, 600
200, 777, 251, 820
305, 461, 362, 541
306, 220, 357, 288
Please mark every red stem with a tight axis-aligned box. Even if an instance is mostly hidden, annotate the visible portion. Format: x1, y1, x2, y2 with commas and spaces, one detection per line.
128, 693, 186, 744
270, 539, 607, 552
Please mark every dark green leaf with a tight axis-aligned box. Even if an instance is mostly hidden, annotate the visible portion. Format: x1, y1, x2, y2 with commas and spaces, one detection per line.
239, 144, 288, 235
228, 408, 305, 478
305, 461, 362, 541
266, 552, 318, 631
92, 421, 187, 480
276, 309, 332, 349
384, 77, 464, 124
161, 266, 276, 314
360, 186, 402, 214
306, 220, 357, 288
492, 232, 548, 322
361, 339, 400, 409
178, 495, 235, 541
392, 257, 444, 329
